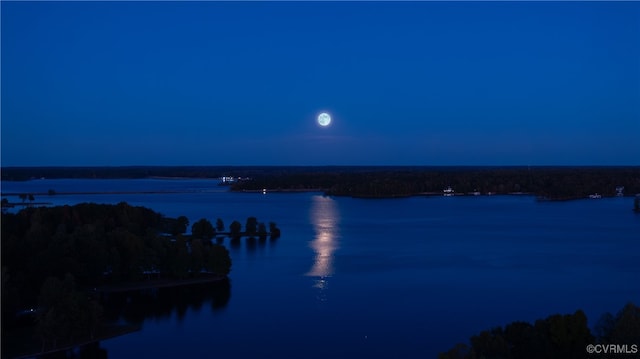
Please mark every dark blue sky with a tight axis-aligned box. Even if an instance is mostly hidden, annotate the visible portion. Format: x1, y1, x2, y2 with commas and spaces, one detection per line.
2, 1, 639, 166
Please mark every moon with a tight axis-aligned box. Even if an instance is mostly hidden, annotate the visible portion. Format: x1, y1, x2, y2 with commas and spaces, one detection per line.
317, 112, 331, 127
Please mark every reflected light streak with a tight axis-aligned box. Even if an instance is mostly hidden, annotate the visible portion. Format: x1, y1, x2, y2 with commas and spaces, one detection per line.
307, 195, 340, 294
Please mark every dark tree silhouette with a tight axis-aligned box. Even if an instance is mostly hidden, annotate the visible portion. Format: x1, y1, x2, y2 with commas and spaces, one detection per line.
245, 217, 258, 235
208, 244, 231, 276
229, 220, 241, 239
36, 274, 103, 350
441, 309, 596, 359
269, 222, 281, 239
216, 218, 225, 232
258, 222, 267, 240
190, 238, 205, 272
596, 302, 640, 345
191, 218, 215, 240
176, 216, 189, 234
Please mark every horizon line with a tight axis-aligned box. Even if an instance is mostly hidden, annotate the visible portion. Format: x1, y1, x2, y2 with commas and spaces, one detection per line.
2, 164, 640, 169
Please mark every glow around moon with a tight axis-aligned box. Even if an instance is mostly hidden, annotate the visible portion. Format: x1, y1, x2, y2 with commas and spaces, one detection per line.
317, 112, 331, 127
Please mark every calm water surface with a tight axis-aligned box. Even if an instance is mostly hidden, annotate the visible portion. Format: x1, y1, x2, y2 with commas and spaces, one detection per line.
3, 179, 639, 358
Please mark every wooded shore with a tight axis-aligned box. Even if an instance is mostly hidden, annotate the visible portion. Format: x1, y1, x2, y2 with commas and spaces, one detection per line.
3, 165, 637, 201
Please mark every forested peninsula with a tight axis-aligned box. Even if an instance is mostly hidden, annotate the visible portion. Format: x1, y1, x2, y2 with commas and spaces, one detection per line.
4, 166, 638, 200
1, 202, 238, 357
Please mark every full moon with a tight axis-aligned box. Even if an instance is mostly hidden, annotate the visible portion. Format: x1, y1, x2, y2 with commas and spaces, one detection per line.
317, 112, 331, 127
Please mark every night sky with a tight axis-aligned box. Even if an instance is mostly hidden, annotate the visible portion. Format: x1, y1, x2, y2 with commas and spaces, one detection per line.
2, 1, 639, 166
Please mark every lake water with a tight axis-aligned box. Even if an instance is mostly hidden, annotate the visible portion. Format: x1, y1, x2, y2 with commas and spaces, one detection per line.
2, 179, 639, 358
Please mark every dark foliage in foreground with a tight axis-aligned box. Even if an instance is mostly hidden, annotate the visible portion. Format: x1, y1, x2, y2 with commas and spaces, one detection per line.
440, 302, 640, 359
1, 204, 233, 355
1, 203, 232, 332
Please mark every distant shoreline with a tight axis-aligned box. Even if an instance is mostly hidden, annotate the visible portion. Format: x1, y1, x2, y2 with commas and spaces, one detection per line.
2, 165, 638, 181
147, 176, 220, 180
239, 188, 324, 193
1, 190, 188, 196
2, 166, 638, 202
0, 188, 632, 203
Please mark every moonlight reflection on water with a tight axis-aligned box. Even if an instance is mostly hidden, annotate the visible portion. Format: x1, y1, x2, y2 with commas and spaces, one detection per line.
307, 195, 340, 297
2, 179, 638, 359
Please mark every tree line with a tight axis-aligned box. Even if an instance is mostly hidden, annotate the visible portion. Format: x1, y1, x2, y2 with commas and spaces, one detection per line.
230, 167, 640, 199
188, 216, 281, 240
439, 302, 640, 359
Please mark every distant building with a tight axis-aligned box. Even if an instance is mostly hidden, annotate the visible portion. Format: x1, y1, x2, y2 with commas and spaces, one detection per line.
219, 176, 237, 185
443, 186, 455, 197
219, 176, 251, 186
